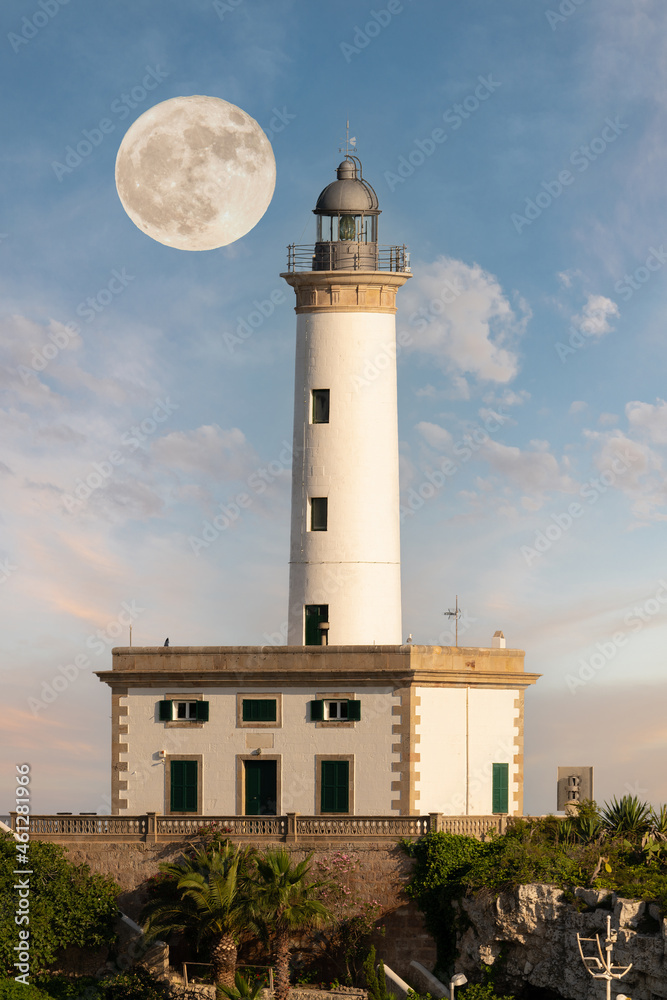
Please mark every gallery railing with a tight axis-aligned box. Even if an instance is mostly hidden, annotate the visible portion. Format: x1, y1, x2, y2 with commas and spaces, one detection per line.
8, 812, 508, 843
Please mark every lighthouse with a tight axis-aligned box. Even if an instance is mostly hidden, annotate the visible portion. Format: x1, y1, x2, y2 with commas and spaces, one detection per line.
282, 151, 411, 645
99, 139, 538, 824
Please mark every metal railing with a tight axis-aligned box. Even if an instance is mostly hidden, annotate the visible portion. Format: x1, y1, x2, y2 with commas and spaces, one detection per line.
8, 812, 509, 843
182, 963, 274, 991
286, 243, 410, 273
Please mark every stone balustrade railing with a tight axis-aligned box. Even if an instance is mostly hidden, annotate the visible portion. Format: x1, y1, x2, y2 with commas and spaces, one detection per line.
8, 812, 508, 843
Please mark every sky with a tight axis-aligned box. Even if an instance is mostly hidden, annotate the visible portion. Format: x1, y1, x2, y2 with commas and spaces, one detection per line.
2, 0, 667, 818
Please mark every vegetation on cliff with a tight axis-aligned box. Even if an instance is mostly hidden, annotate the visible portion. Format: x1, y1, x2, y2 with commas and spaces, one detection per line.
402, 796, 667, 976
0, 834, 119, 977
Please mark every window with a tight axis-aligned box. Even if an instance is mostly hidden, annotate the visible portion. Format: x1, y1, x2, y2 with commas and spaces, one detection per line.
310, 497, 328, 531
310, 698, 361, 722
159, 700, 209, 723
242, 699, 277, 723
177, 701, 198, 720
492, 763, 509, 814
305, 605, 328, 646
170, 760, 198, 813
312, 389, 330, 424
236, 693, 282, 728
320, 760, 349, 813
325, 700, 347, 720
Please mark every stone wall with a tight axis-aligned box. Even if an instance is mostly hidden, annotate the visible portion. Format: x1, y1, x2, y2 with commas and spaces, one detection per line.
457, 884, 667, 1000
61, 838, 436, 980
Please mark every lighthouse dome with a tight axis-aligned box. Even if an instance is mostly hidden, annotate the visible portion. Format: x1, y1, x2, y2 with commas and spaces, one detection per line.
314, 157, 379, 213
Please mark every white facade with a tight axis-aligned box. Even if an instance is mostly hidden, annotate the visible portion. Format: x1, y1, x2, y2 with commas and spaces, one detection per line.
287, 309, 403, 645
415, 687, 521, 816
118, 680, 400, 816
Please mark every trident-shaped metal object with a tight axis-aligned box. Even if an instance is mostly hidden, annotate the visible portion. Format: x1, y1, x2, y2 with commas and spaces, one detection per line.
577, 915, 632, 1000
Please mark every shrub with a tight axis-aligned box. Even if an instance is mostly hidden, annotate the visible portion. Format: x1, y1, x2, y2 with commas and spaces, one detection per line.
0, 835, 119, 975
0, 979, 52, 999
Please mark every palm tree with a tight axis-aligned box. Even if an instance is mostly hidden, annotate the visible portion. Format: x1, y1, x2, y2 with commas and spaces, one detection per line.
247, 848, 332, 1000
141, 841, 255, 989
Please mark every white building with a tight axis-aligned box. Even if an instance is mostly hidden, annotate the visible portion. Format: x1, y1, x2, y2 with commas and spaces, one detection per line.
98, 150, 539, 820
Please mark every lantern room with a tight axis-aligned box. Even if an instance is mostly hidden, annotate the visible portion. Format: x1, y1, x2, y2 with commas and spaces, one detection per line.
312, 155, 380, 270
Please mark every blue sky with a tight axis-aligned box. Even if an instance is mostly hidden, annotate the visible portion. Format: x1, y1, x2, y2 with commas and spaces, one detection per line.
2, 0, 667, 817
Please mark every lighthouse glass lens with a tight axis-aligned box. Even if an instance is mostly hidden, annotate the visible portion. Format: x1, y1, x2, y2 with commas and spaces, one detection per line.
339, 214, 356, 240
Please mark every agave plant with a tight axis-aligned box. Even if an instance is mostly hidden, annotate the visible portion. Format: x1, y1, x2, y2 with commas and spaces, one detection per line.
651, 805, 667, 839
573, 813, 603, 844
600, 795, 653, 837
217, 970, 265, 1000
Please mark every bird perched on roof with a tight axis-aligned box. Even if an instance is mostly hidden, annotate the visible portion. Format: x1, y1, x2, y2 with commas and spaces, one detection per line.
164, 638, 169, 647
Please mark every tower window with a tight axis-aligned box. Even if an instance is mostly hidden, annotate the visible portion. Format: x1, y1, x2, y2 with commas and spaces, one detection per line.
310, 497, 328, 531
305, 605, 328, 646
312, 389, 330, 424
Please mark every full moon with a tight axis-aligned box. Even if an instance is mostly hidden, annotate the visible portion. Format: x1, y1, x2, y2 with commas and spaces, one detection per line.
115, 95, 276, 251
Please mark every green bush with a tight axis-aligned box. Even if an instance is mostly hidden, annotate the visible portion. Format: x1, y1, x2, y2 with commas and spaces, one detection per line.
34, 973, 103, 998
0, 835, 119, 976
460, 984, 515, 1000
29, 970, 175, 1000
403, 801, 667, 977
0, 979, 52, 999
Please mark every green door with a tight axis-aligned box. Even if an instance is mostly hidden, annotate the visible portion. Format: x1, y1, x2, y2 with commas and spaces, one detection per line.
492, 763, 509, 814
244, 760, 277, 815
305, 604, 328, 645
170, 760, 198, 812
321, 760, 349, 813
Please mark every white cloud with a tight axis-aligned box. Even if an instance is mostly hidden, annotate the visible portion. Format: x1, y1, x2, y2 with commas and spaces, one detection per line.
557, 269, 585, 289
399, 256, 530, 383
415, 421, 453, 451
626, 399, 667, 444
152, 425, 256, 480
479, 438, 577, 497
569, 401, 587, 415
572, 294, 619, 340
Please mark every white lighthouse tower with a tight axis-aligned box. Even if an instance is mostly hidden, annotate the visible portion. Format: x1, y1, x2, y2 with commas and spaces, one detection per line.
282, 151, 411, 645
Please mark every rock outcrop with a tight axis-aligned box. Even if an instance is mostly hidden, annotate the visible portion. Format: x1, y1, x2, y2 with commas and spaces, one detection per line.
455, 884, 667, 1000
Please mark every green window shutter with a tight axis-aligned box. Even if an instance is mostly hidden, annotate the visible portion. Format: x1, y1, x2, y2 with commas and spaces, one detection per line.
158, 700, 172, 722
305, 604, 328, 645
170, 760, 198, 812
196, 701, 209, 722
321, 760, 349, 813
492, 763, 509, 814
347, 700, 361, 721
310, 699, 324, 721
242, 699, 277, 722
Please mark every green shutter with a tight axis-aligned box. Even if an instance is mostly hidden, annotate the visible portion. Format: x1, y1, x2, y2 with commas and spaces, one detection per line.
347, 700, 361, 721
492, 763, 509, 814
158, 700, 172, 722
242, 699, 277, 722
310, 699, 324, 721
244, 760, 277, 815
321, 760, 349, 813
170, 760, 198, 812
305, 604, 328, 645
196, 701, 209, 722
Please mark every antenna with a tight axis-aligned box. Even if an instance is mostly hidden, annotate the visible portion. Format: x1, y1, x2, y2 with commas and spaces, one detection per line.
577, 915, 632, 1000
444, 595, 461, 646
339, 119, 357, 158
129, 625, 132, 647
